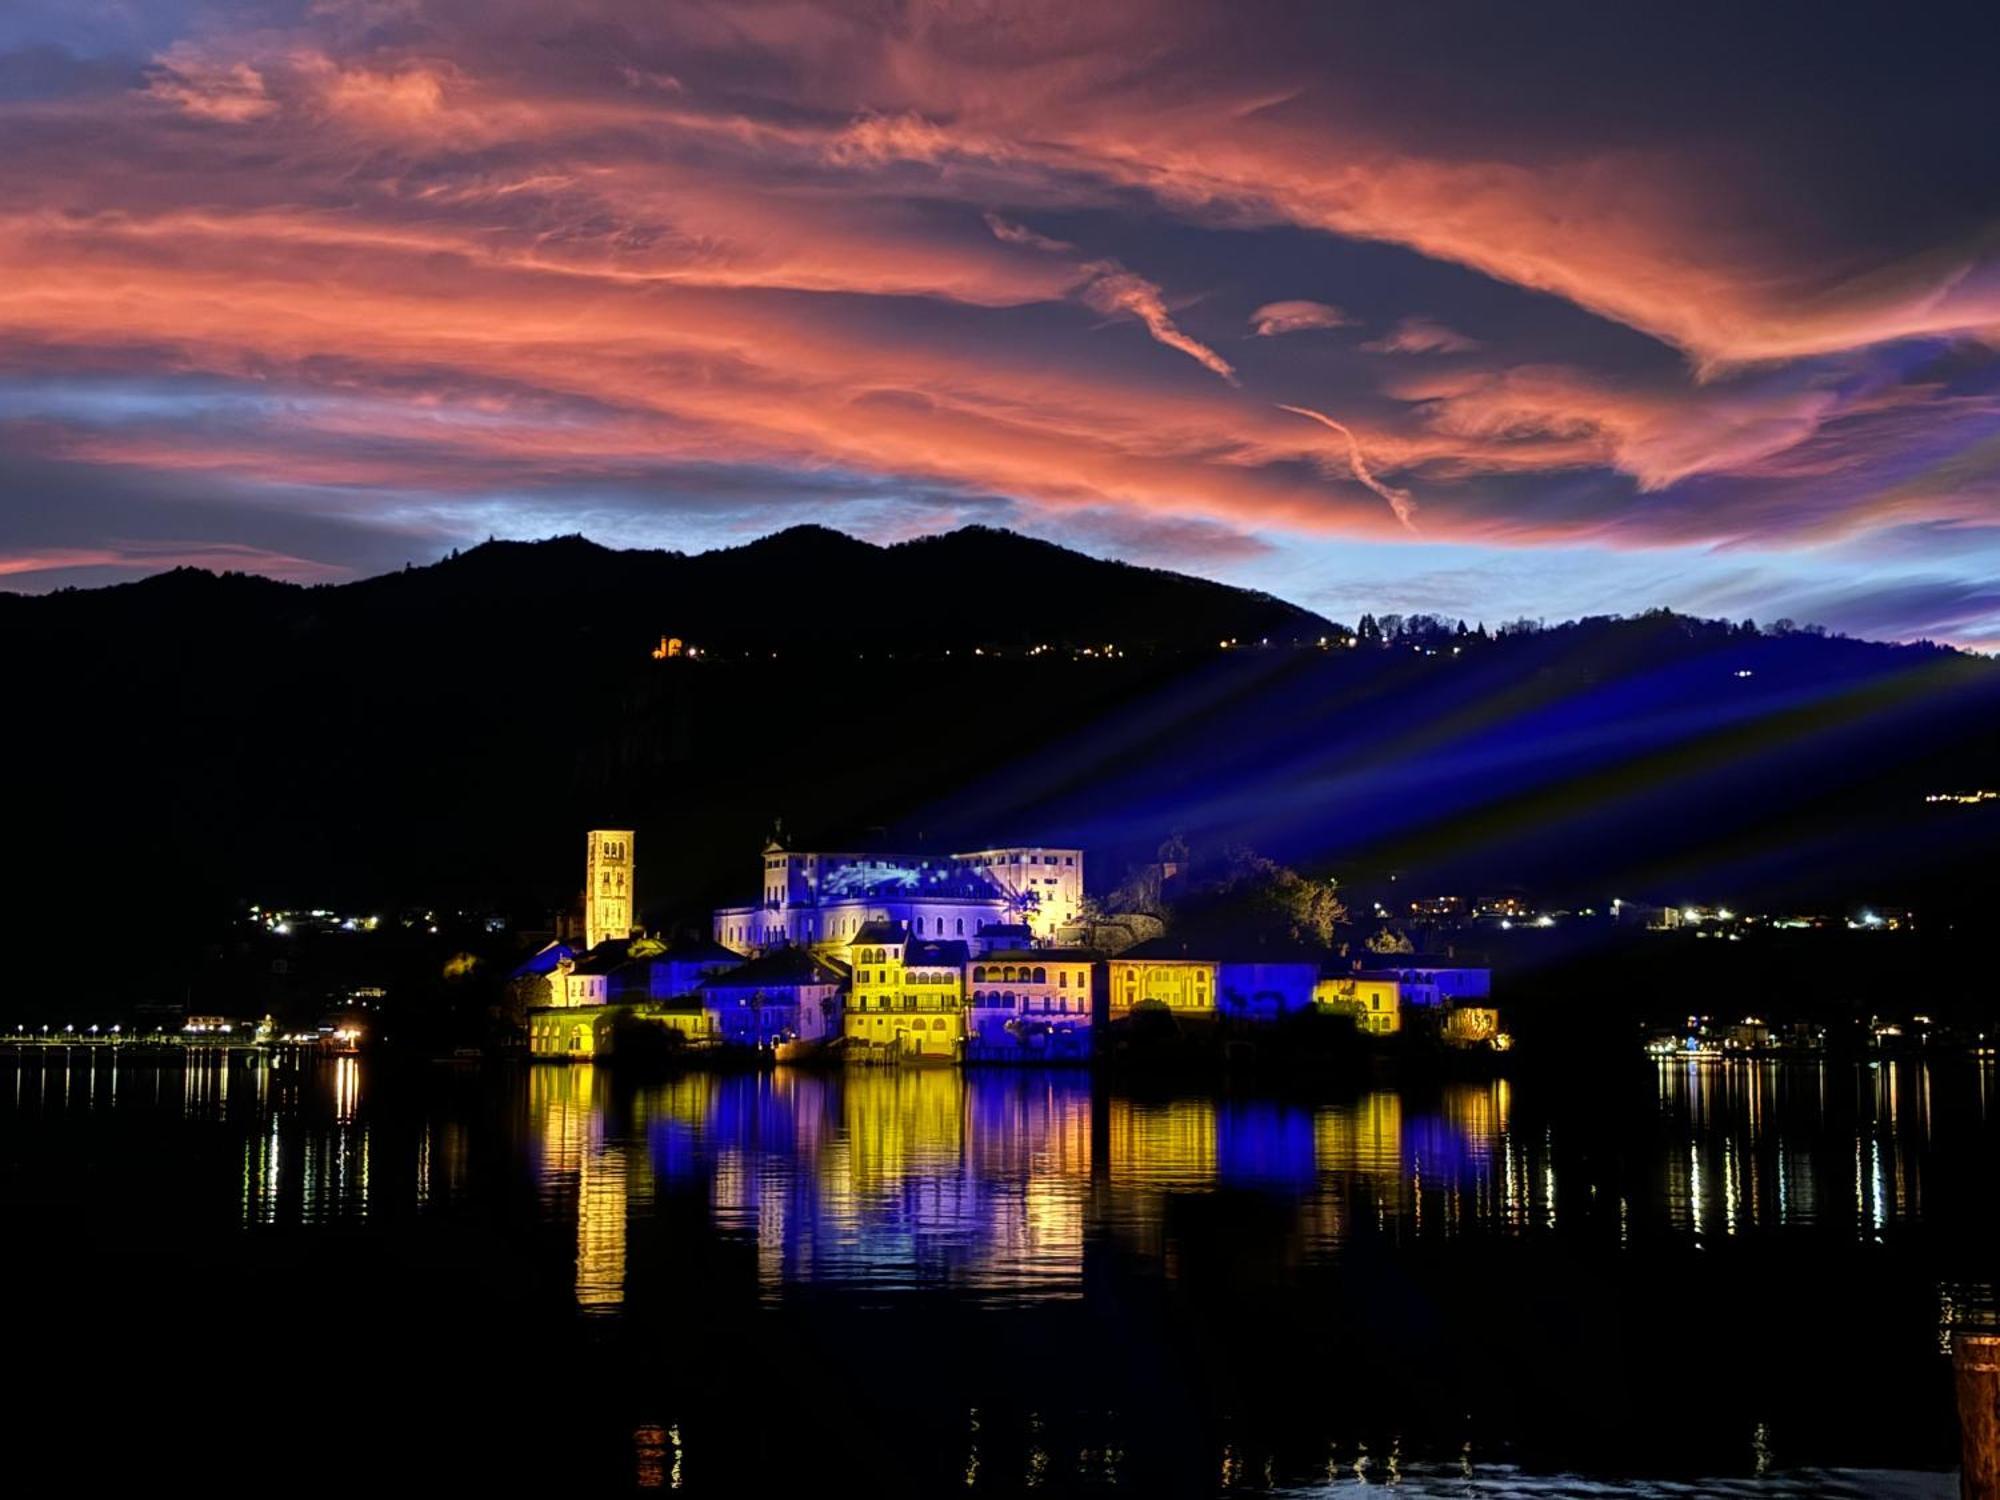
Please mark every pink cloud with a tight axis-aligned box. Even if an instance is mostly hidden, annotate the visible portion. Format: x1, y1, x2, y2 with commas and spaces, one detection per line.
1250, 300, 1350, 337
0, 0, 1990, 576
143, 46, 278, 123
1362, 316, 1479, 354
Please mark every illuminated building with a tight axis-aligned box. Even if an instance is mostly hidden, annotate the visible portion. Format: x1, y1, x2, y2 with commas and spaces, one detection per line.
1106, 940, 1323, 1022
712, 840, 1084, 954
952, 847, 1086, 941
1313, 973, 1403, 1035
546, 941, 629, 1009
528, 998, 717, 1058
1364, 955, 1491, 1009
585, 829, 636, 950
1107, 943, 1215, 1019
609, 937, 745, 1002
966, 947, 1096, 1056
1213, 959, 1321, 1020
843, 922, 968, 1059
530, 1005, 610, 1058
698, 947, 847, 1047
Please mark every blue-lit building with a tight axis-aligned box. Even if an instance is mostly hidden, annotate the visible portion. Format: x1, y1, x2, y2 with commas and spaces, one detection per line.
698, 947, 848, 1048
713, 839, 1085, 953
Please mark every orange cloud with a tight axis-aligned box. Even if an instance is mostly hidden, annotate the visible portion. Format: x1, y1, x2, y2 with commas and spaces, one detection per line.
0, 0, 1991, 577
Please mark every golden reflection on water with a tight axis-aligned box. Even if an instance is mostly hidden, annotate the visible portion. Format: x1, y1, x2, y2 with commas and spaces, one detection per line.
529, 1063, 634, 1315
511, 1068, 1547, 1312
4, 1048, 1980, 1325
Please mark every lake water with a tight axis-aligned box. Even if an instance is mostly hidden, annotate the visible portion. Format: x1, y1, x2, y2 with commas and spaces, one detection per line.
3, 1052, 1989, 1494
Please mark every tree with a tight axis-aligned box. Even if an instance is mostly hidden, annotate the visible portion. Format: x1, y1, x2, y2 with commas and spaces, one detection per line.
1366, 927, 1415, 955
1216, 848, 1350, 947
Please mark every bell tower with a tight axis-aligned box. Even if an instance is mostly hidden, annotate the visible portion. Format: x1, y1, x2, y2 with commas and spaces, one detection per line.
585, 829, 636, 949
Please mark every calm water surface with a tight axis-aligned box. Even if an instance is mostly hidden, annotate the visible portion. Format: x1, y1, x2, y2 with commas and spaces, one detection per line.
3, 1053, 1990, 1494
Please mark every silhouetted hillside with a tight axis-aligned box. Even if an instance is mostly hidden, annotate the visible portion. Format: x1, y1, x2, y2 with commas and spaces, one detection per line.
3, 524, 1996, 1008
5, 523, 1317, 659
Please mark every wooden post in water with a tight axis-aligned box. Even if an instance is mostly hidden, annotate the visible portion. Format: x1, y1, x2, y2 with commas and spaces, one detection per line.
1959, 1335, 2000, 1500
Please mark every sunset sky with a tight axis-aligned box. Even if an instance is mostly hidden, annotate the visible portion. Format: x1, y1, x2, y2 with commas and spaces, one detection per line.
4, 2, 1999, 643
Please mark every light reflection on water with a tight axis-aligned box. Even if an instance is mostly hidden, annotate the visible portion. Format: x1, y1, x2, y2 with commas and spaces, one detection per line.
523, 1067, 1547, 1310
1271, 1466, 1953, 1498
1654, 1056, 1952, 1241
3, 1048, 1993, 1488
3, 1051, 1992, 1303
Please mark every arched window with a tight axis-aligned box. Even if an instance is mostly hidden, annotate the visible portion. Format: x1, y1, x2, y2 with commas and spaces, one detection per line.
932, 1018, 946, 1031
1033, 967, 1047, 984
955, 919, 964, 935
972, 967, 987, 983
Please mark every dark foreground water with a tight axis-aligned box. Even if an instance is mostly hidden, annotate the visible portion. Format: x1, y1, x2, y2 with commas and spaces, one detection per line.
2, 1053, 1990, 1495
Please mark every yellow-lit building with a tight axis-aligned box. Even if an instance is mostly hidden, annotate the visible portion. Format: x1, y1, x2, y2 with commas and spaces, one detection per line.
584, 829, 635, 950
1107, 942, 1216, 1020
843, 922, 968, 1060
1313, 974, 1403, 1035
967, 948, 1096, 1052
528, 999, 715, 1059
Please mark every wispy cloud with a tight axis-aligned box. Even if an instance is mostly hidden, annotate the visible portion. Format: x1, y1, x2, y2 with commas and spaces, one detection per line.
985, 214, 1236, 382
1362, 316, 1479, 354
1278, 404, 1419, 530
1250, 300, 1350, 337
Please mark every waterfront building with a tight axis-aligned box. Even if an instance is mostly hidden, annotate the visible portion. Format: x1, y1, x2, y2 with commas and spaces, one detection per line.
843, 921, 969, 1059
1107, 941, 1216, 1020
1213, 958, 1321, 1021
713, 841, 1084, 955
966, 947, 1097, 1055
528, 998, 717, 1059
1109, 940, 1324, 1022
698, 947, 847, 1048
1365, 955, 1491, 1009
1313, 973, 1403, 1035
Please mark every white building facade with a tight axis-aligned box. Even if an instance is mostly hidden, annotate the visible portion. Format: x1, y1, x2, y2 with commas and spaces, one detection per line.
714, 842, 1085, 955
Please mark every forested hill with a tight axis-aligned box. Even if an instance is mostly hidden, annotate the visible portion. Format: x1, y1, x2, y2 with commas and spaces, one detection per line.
3, 525, 1995, 999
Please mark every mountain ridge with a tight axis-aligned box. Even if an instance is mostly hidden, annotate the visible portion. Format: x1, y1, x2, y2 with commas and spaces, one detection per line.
0, 524, 1331, 653
4, 522, 1979, 657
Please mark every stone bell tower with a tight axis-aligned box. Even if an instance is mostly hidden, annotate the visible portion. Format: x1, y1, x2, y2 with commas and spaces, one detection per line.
585, 829, 636, 950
